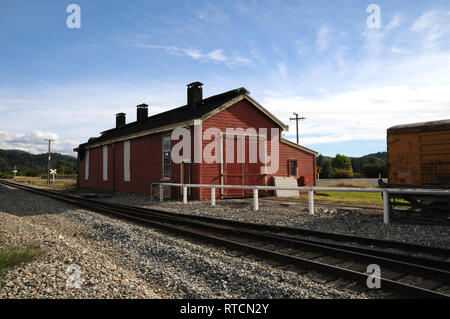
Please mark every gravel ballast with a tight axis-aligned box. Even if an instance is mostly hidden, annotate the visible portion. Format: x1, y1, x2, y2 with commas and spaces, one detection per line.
90, 190, 450, 249
0, 184, 382, 299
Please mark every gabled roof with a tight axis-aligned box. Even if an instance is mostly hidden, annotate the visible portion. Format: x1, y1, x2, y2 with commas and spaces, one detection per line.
75, 87, 293, 150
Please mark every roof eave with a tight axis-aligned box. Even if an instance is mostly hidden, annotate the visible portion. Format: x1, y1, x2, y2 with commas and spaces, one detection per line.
280, 138, 318, 156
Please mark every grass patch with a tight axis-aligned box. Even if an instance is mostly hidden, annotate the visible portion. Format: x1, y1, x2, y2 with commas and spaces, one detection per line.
29, 180, 76, 190
13, 176, 40, 181
0, 238, 40, 277
298, 191, 383, 206
291, 184, 383, 206
331, 182, 374, 188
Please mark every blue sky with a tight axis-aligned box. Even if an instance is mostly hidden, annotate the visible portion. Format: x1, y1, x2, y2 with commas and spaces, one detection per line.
0, 0, 449, 157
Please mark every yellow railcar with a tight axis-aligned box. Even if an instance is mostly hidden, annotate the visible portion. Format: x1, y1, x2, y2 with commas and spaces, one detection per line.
379, 119, 450, 222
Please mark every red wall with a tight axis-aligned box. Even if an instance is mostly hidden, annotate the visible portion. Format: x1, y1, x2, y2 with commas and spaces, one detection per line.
78, 133, 186, 195
200, 99, 316, 200
78, 99, 316, 200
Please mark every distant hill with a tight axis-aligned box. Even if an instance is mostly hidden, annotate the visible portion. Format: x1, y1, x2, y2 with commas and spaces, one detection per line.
360, 151, 387, 162
0, 149, 77, 176
350, 152, 387, 176
317, 152, 387, 164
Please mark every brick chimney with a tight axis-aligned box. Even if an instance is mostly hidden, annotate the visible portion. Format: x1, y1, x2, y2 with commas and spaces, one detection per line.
137, 103, 148, 123
116, 113, 126, 128
187, 82, 203, 108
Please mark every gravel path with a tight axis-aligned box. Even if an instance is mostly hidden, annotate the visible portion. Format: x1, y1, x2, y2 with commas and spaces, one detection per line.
0, 184, 377, 299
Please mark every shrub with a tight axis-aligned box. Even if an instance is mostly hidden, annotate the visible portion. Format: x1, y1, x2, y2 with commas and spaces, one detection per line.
331, 169, 354, 179
0, 171, 13, 178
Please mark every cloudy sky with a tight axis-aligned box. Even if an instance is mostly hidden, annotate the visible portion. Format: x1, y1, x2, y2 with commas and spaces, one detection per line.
0, 0, 449, 157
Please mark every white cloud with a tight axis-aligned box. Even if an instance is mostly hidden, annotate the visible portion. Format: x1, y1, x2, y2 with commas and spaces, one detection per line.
385, 14, 402, 31
206, 49, 228, 62
362, 14, 404, 55
411, 10, 450, 49
195, 3, 229, 24
138, 44, 251, 65
277, 62, 287, 78
263, 84, 450, 146
391, 47, 405, 54
316, 25, 330, 52
0, 130, 78, 155
411, 11, 439, 32
294, 39, 309, 56
0, 82, 190, 156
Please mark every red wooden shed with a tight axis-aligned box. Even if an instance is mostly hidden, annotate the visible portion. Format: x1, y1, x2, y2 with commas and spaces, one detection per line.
74, 82, 317, 200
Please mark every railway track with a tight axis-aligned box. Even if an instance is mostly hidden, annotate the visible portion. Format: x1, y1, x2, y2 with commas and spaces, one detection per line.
1, 179, 450, 299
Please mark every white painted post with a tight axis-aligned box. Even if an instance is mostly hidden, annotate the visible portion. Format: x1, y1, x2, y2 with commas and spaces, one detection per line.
308, 189, 314, 215
211, 187, 216, 206
159, 184, 163, 202
383, 190, 390, 224
183, 186, 187, 204
253, 188, 259, 211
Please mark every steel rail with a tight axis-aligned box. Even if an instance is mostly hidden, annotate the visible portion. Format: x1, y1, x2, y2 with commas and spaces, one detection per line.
1, 180, 449, 298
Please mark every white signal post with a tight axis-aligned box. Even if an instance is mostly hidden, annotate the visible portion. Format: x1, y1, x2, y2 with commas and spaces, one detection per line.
50, 169, 57, 183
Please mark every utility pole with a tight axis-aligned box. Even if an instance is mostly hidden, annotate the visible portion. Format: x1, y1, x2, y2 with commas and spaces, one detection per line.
289, 112, 306, 144
44, 139, 54, 186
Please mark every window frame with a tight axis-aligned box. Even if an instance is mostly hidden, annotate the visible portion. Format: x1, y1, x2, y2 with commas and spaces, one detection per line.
162, 135, 171, 179
288, 159, 298, 177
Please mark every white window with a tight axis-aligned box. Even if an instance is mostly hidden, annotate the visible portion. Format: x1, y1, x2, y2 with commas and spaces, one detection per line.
162, 135, 171, 179
85, 150, 89, 180
124, 141, 130, 182
103, 146, 108, 181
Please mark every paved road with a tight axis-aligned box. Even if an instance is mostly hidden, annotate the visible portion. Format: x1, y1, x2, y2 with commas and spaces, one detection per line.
317, 178, 387, 186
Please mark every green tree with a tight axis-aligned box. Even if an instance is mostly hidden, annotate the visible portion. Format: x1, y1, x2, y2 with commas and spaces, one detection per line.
361, 156, 387, 178
320, 158, 333, 178
332, 154, 352, 171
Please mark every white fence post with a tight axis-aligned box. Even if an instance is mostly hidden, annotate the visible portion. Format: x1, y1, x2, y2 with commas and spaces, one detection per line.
253, 188, 259, 211
383, 190, 390, 224
183, 186, 187, 204
308, 189, 314, 215
211, 187, 216, 206
159, 184, 163, 202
